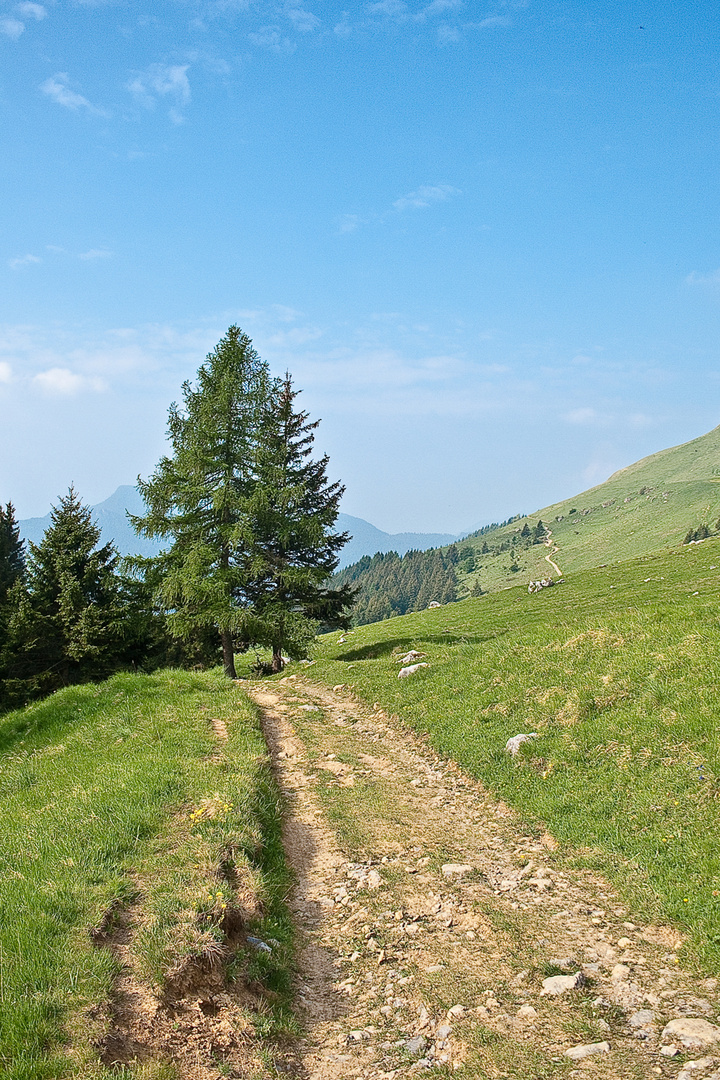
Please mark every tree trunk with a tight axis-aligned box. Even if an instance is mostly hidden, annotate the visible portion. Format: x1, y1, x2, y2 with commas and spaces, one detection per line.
220, 629, 236, 679
271, 645, 284, 673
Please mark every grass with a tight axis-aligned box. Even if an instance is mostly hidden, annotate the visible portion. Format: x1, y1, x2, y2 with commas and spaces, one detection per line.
0, 668, 293, 1079
453, 421, 720, 596
305, 537, 720, 971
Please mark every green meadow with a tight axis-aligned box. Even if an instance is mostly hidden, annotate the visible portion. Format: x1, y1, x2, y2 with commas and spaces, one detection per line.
0, 669, 292, 1080
309, 536, 720, 969
453, 422, 720, 596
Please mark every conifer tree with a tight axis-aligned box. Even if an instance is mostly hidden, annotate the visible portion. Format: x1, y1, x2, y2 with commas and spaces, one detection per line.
0, 503, 24, 642
246, 374, 354, 671
8, 487, 123, 693
133, 327, 271, 678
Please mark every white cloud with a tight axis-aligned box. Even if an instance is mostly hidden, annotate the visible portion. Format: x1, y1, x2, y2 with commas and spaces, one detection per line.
0, 17, 24, 37
78, 248, 112, 261
0, 361, 12, 383
286, 3, 320, 32
367, 0, 408, 16
437, 24, 461, 43
8, 254, 41, 269
564, 407, 596, 425
32, 368, 105, 395
475, 14, 512, 27
127, 64, 191, 120
421, 0, 462, 14
393, 183, 461, 211
40, 73, 108, 115
248, 25, 296, 52
686, 269, 720, 292
17, 2, 46, 18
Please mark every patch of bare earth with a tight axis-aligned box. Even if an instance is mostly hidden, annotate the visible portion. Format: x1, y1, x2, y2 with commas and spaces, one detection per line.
80, 711, 285, 1080
249, 677, 720, 1080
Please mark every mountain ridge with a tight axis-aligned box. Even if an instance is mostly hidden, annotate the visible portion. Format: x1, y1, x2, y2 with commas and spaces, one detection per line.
18, 488, 460, 568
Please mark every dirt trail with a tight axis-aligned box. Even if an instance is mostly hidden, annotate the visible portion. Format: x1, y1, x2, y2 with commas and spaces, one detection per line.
544, 531, 563, 577
249, 677, 720, 1080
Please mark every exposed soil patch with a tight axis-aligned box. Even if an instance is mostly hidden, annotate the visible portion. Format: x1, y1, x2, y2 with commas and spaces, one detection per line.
250, 676, 720, 1080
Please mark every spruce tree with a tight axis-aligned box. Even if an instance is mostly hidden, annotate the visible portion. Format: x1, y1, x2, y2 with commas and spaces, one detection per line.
133, 327, 271, 678
247, 373, 354, 671
9, 487, 123, 694
0, 503, 24, 643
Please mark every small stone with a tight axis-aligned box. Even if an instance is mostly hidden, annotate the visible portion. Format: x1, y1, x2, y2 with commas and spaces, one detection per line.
436, 1024, 453, 1039
661, 1019, 720, 1049
379, 1005, 392, 1017
404, 1036, 427, 1056
517, 1004, 538, 1019
348, 1029, 368, 1042
425, 964, 444, 973
441, 863, 473, 878
611, 963, 631, 982
660, 1045, 680, 1057
618, 936, 632, 949
541, 972, 584, 996
565, 1041, 611, 1061
629, 1009, 655, 1028
366, 869, 383, 890
447, 1004, 465, 1018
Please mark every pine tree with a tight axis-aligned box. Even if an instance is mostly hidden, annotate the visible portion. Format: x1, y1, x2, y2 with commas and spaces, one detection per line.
246, 374, 354, 671
133, 328, 271, 677
0, 503, 24, 641
8, 487, 123, 694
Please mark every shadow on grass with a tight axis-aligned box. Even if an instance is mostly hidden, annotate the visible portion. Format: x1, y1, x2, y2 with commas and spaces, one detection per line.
336, 628, 511, 661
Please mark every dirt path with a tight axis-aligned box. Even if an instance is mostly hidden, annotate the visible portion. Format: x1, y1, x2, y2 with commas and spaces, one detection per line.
249, 677, 720, 1080
543, 532, 563, 577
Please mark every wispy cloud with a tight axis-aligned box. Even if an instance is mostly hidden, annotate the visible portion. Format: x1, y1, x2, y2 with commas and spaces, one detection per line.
686, 269, 720, 293
40, 73, 109, 116
33, 368, 106, 395
17, 2, 46, 18
78, 248, 112, 261
127, 64, 191, 123
286, 2, 320, 32
0, 361, 12, 384
564, 406, 596, 425
392, 183, 461, 211
248, 25, 296, 52
340, 182, 461, 234
0, 16, 24, 37
8, 254, 42, 269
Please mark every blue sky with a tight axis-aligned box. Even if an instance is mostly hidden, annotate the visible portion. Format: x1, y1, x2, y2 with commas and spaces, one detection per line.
2, 0, 720, 532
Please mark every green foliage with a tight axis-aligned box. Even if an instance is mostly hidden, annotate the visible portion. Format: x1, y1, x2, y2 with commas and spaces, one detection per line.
3, 488, 127, 706
134, 330, 352, 676
333, 547, 457, 626
684, 523, 711, 544
133, 327, 272, 677
311, 538, 720, 970
244, 373, 354, 669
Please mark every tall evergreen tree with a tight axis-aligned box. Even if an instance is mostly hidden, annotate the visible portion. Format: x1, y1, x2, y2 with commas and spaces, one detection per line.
8, 487, 123, 695
241, 373, 354, 671
0, 503, 24, 644
0, 503, 25, 604
133, 327, 272, 678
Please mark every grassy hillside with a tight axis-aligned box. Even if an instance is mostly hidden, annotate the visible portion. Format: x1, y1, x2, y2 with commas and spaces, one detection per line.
0, 670, 292, 1079
305, 537, 720, 970
456, 423, 720, 595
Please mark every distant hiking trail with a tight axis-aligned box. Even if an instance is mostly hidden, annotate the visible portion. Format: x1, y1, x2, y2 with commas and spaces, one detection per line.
249, 676, 716, 1080
544, 529, 563, 577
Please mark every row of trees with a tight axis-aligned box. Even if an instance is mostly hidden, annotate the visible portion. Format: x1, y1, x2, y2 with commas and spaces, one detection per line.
334, 547, 458, 626
0, 327, 355, 710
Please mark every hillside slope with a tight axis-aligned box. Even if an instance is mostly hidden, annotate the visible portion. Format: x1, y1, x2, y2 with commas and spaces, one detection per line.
307, 537, 720, 972
456, 422, 720, 594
